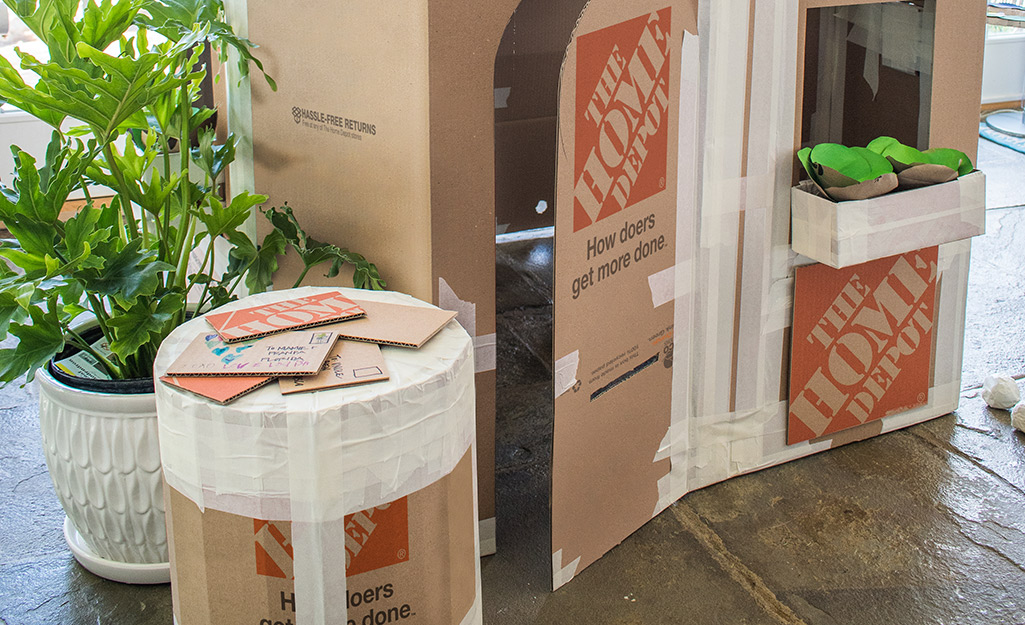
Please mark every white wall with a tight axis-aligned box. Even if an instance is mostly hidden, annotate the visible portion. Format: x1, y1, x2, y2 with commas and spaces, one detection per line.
983, 31, 1025, 105
0, 108, 54, 185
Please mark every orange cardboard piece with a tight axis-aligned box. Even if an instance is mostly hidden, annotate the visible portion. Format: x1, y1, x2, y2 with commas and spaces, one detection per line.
205, 291, 365, 343
321, 300, 457, 349
551, 0, 698, 589
166, 331, 338, 377
788, 247, 938, 445
160, 374, 272, 405
279, 340, 389, 394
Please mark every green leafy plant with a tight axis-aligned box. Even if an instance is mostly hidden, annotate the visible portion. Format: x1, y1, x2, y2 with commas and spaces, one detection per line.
0, 0, 384, 384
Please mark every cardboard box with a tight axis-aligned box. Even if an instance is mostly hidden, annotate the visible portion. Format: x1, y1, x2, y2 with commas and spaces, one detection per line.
166, 447, 477, 625
225, 0, 520, 552
791, 171, 986, 269
224, 0, 987, 594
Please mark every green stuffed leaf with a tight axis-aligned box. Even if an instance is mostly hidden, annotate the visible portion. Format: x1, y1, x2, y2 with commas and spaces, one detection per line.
865, 136, 930, 172
798, 143, 897, 201
806, 143, 893, 187
923, 147, 974, 176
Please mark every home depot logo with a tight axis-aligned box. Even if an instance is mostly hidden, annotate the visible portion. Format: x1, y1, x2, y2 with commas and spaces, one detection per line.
787, 248, 938, 444
254, 497, 409, 579
573, 9, 671, 232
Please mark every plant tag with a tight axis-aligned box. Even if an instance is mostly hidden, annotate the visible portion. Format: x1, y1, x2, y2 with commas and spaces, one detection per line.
54, 336, 114, 380
205, 291, 366, 343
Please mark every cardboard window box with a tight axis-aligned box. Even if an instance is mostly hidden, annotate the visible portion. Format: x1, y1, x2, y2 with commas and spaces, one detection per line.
791, 170, 986, 268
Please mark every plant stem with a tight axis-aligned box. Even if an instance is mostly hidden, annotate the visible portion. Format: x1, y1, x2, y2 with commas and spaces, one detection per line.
102, 142, 140, 243
291, 264, 313, 289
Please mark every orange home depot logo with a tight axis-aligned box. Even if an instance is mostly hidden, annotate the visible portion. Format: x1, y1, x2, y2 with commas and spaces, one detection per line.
788, 248, 938, 445
254, 497, 409, 580
574, 9, 672, 232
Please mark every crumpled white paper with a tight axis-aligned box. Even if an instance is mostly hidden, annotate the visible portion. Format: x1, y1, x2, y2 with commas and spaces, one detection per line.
1012, 404, 1025, 434
982, 374, 1021, 410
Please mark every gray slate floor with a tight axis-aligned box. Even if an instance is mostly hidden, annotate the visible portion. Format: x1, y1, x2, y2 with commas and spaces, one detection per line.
2, 139, 1025, 624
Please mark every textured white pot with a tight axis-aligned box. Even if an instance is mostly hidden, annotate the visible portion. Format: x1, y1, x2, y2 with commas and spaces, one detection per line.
36, 367, 169, 580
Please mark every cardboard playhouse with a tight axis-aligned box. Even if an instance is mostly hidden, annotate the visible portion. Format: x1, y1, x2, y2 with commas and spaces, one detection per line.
221, 0, 986, 597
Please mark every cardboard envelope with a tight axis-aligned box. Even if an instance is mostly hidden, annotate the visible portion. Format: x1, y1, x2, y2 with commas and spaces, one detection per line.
205, 291, 365, 342
279, 340, 390, 394
166, 331, 338, 377
322, 300, 457, 348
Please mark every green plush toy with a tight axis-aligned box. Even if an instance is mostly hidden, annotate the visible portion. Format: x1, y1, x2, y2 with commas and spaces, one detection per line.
865, 136, 973, 189
797, 143, 897, 201
798, 137, 974, 201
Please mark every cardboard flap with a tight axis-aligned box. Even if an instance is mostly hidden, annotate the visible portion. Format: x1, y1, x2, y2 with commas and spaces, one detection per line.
321, 300, 457, 348
160, 375, 272, 405
551, 0, 698, 590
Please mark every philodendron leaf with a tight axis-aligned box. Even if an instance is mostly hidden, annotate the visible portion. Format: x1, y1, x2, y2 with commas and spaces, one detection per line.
194, 191, 268, 239
244, 228, 286, 295
84, 238, 174, 304
105, 294, 180, 361
0, 308, 66, 385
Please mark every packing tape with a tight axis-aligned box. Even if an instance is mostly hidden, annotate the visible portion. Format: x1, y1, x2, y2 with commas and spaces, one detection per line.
648, 265, 676, 308
494, 87, 511, 109
842, 3, 934, 78
439, 277, 477, 339
551, 549, 582, 591
474, 333, 497, 373
554, 350, 580, 399
763, 277, 793, 335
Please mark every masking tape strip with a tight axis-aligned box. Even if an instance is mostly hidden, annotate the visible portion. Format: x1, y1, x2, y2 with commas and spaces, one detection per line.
439, 277, 477, 339
551, 549, 582, 590
661, 26, 703, 518
763, 277, 794, 335
157, 287, 476, 521
494, 87, 511, 109
474, 333, 497, 373
648, 265, 676, 308
554, 350, 580, 399
843, 3, 934, 77
284, 400, 349, 622
478, 517, 497, 557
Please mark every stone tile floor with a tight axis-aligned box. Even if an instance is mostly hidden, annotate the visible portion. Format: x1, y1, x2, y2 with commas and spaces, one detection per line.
1, 138, 1025, 624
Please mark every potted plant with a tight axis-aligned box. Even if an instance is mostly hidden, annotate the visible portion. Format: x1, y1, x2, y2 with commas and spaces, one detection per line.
0, 0, 383, 582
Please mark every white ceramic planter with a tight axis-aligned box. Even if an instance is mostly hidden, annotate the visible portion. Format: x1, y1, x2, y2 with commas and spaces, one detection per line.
36, 367, 169, 583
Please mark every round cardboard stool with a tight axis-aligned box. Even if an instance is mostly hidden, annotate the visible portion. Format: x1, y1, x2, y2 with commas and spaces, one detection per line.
154, 287, 480, 625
